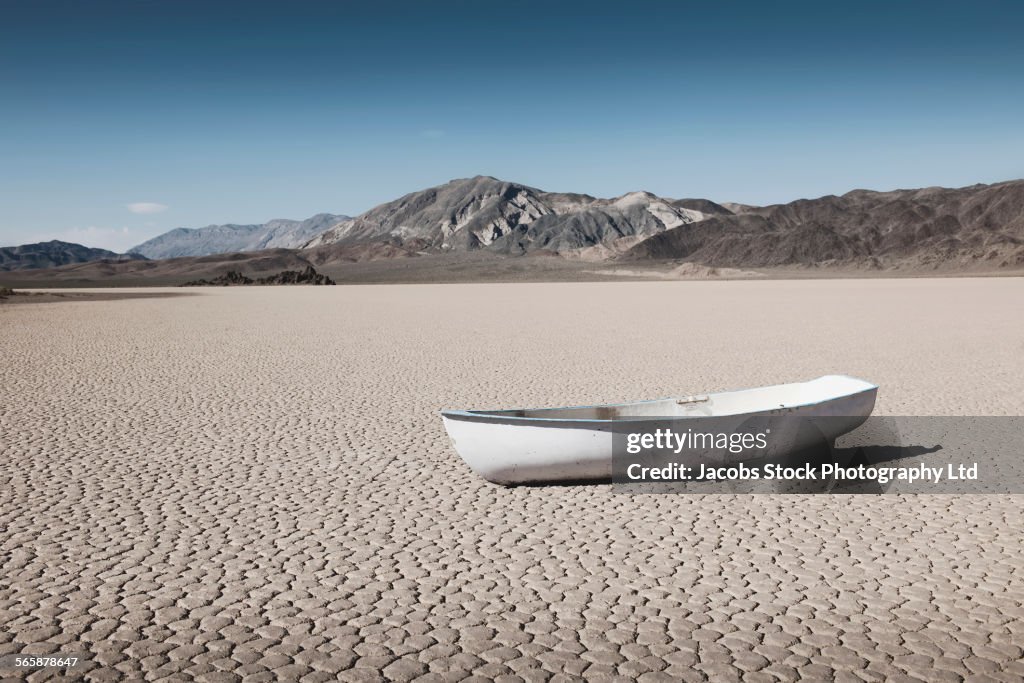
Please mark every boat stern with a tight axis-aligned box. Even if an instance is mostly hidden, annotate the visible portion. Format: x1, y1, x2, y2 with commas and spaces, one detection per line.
441, 410, 614, 485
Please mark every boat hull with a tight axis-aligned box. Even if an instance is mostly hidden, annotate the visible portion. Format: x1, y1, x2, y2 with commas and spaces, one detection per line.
442, 376, 878, 485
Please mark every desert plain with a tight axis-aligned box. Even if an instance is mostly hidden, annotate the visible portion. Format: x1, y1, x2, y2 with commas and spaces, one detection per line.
1, 278, 1023, 681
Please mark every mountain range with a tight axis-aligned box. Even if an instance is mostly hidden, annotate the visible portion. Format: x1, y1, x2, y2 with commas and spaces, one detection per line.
3, 176, 1023, 280
128, 213, 349, 259
0, 240, 145, 272
301, 175, 1023, 268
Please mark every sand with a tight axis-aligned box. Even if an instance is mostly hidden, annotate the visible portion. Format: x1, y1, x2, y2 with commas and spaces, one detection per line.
1, 278, 1022, 681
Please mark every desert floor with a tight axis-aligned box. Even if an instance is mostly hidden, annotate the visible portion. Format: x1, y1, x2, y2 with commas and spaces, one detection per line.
2, 279, 1023, 681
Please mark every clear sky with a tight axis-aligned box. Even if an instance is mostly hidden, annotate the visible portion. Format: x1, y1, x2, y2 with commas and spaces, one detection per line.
2, 1, 1023, 251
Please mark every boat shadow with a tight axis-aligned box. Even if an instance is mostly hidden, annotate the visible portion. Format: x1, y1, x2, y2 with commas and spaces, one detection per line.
837, 443, 944, 465
515, 478, 612, 488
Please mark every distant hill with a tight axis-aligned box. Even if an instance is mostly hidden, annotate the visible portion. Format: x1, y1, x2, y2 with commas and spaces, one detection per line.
304, 176, 731, 257
0, 241, 420, 287
301, 175, 1024, 268
129, 213, 349, 259
0, 240, 145, 271
626, 180, 1024, 269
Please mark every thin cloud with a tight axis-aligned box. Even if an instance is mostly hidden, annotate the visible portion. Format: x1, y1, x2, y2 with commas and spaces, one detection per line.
420, 129, 445, 139
127, 202, 169, 214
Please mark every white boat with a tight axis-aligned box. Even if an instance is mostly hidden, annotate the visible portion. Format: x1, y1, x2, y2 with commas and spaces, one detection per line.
441, 375, 877, 484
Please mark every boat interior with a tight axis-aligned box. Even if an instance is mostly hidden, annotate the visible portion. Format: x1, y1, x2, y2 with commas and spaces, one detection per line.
470, 375, 876, 420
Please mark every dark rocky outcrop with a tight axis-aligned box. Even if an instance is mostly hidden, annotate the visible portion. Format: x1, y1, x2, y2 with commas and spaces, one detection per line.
180, 266, 335, 287
180, 271, 254, 287
256, 265, 335, 285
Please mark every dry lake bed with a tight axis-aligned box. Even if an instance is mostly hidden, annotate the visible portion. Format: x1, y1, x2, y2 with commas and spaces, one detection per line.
2, 279, 1023, 681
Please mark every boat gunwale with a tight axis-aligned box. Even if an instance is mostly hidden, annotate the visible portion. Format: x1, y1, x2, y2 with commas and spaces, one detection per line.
440, 375, 878, 426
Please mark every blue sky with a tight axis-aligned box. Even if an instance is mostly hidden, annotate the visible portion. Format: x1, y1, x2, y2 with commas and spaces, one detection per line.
2, 1, 1023, 251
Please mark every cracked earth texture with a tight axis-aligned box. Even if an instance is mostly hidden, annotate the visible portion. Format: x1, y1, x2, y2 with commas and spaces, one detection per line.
2, 279, 1023, 682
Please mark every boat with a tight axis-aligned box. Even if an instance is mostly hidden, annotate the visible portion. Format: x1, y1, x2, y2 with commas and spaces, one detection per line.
441, 375, 877, 484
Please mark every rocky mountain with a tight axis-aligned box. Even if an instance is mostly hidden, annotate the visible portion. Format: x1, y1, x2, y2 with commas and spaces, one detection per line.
301, 175, 1024, 268
0, 240, 145, 271
130, 213, 349, 259
625, 180, 1024, 268
719, 202, 758, 215
303, 176, 730, 256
